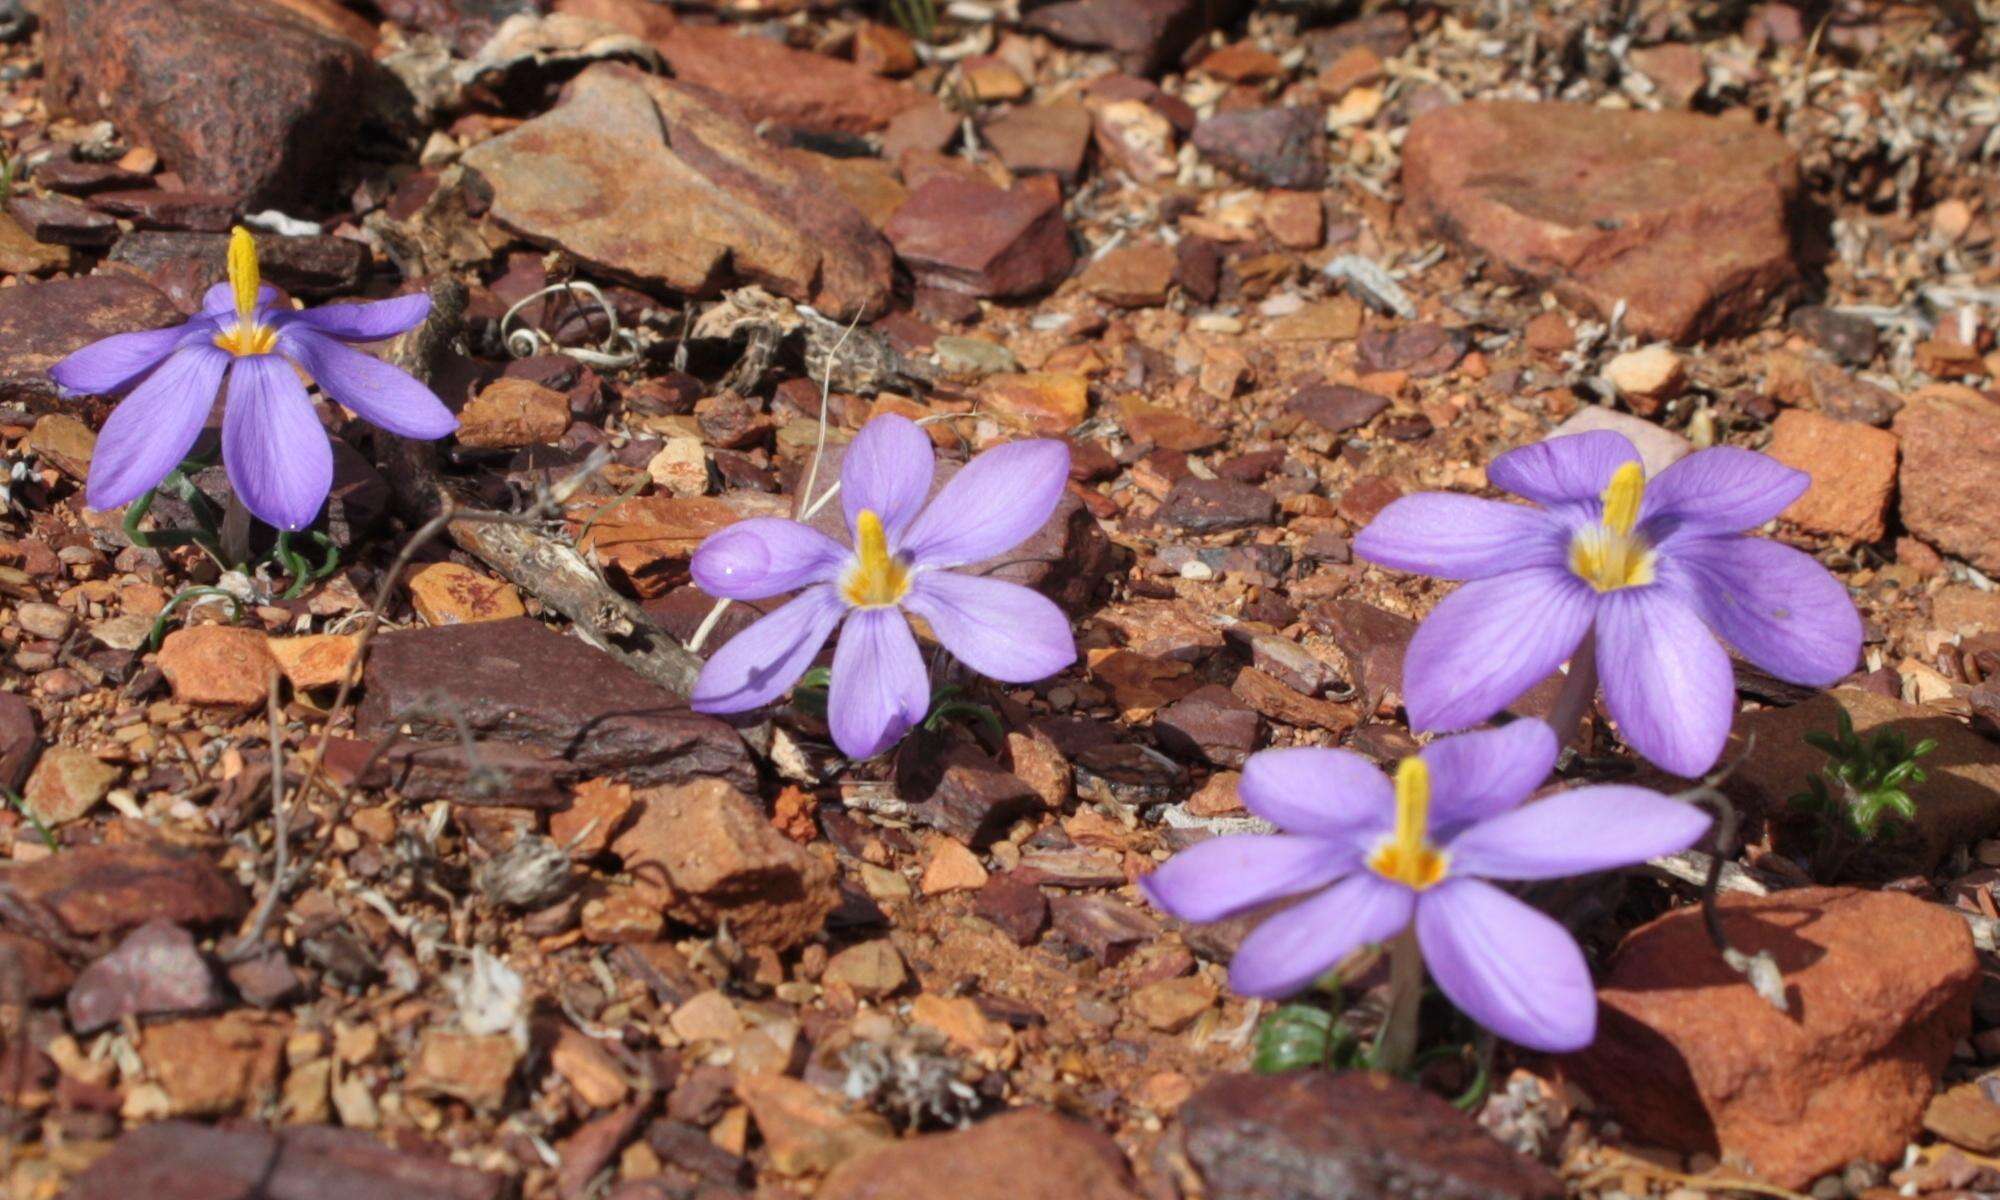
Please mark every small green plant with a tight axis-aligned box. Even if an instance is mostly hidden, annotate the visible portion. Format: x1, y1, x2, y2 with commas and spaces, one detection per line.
1249, 978, 1489, 1110
124, 452, 342, 599
4, 785, 58, 852
883, 0, 937, 42
794, 672, 1002, 747
1789, 707, 1936, 839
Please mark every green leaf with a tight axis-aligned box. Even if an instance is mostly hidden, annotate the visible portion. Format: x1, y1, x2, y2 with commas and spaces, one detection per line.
1253, 1003, 1338, 1074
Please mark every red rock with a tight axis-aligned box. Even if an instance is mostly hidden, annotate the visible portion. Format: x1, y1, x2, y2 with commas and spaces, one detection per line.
611, 779, 835, 951
109, 229, 369, 301
1894, 385, 2000, 573
982, 102, 1093, 184
884, 175, 1075, 298
0, 692, 40, 796
67, 919, 227, 1034
45, 0, 367, 207
1766, 408, 1897, 541
0, 839, 247, 939
1199, 41, 1285, 82
1630, 42, 1706, 106
1403, 101, 1800, 342
853, 21, 918, 75
1161, 476, 1276, 533
1081, 242, 1176, 307
457, 377, 572, 448
653, 24, 923, 134
0, 274, 183, 411
1025, 0, 1232, 74
551, 0, 677, 42
1567, 887, 1977, 1188
68, 1121, 508, 1200
23, 746, 118, 826
463, 63, 893, 320
1191, 107, 1326, 189
819, 1108, 1141, 1200
6, 194, 117, 246
90, 189, 239, 233
157, 625, 279, 709
1289, 383, 1388, 432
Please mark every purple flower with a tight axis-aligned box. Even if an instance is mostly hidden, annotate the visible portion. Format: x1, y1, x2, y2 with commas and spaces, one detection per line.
50, 227, 456, 531
689, 413, 1077, 759
1141, 721, 1708, 1051
1354, 430, 1862, 776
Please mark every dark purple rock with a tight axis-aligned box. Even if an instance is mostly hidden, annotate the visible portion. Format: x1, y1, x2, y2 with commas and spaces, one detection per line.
1024, 0, 1237, 74
883, 176, 1074, 299
0, 691, 39, 794
66, 1120, 510, 1200
32, 159, 155, 195
1049, 895, 1160, 965
1788, 305, 1879, 366
7, 194, 117, 246
896, 744, 1047, 847
1153, 684, 1264, 767
109, 229, 371, 301
67, 919, 226, 1033
90, 189, 239, 233
1161, 476, 1277, 533
1356, 324, 1469, 377
1191, 107, 1325, 190
1307, 600, 1415, 711
1179, 1071, 1562, 1200
975, 872, 1050, 944
1288, 383, 1388, 433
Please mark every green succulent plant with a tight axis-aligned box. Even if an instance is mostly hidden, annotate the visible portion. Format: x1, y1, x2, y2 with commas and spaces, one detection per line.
1789, 707, 1936, 840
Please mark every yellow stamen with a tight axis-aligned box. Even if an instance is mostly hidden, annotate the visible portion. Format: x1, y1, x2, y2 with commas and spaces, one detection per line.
1568, 462, 1656, 592
213, 225, 277, 356
1368, 756, 1448, 891
841, 509, 910, 608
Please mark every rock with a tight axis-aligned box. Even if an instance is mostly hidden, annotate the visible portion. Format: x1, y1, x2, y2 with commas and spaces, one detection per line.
67, 1121, 508, 1200
0, 213, 69, 275
1788, 305, 1880, 365
739, 1073, 893, 1177
91, 189, 239, 233
1049, 895, 1159, 964
109, 229, 369, 299
899, 745, 1047, 847
1161, 476, 1276, 533
136, 1011, 287, 1117
982, 103, 1093, 183
1179, 1071, 1561, 1199
1308, 600, 1414, 713
1082, 242, 1176, 307
1567, 887, 1976, 1188
1548, 406, 1691, 477
0, 273, 182, 411
884, 175, 1074, 299
1026, 0, 1231, 75
0, 931, 76, 1002
975, 372, 1090, 435
823, 939, 907, 998
0, 691, 38, 794
266, 633, 359, 691
157, 625, 279, 709
611, 778, 835, 950
1288, 383, 1388, 433
853, 21, 918, 75
22, 746, 118, 826
1602, 344, 1685, 405
1402, 101, 1800, 342
1130, 975, 1215, 1032
1766, 408, 1897, 541
411, 1030, 522, 1110
357, 618, 754, 792
45, 0, 367, 207
1262, 190, 1324, 249
975, 872, 1049, 944
1727, 689, 1996, 870
653, 24, 923, 134
67, 918, 226, 1034
0, 840, 247, 939
463, 63, 893, 320
457, 378, 571, 448
1894, 385, 2000, 573
1153, 684, 1263, 767
820, 1108, 1142, 1200
1191, 107, 1325, 190
24, 413, 95, 481
1115, 397, 1224, 452
406, 561, 529, 626
1629, 42, 1706, 106
1265, 297, 1362, 342
1355, 324, 1467, 377
7, 194, 117, 247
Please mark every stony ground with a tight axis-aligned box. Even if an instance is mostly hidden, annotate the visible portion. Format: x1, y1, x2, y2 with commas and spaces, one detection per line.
2, 0, 2000, 1197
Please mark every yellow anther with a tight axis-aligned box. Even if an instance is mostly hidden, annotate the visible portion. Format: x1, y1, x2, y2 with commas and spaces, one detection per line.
1601, 461, 1645, 537
1369, 756, 1448, 891
227, 225, 260, 326
841, 509, 910, 609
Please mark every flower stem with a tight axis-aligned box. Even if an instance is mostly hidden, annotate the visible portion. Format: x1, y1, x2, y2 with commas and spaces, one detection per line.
1374, 928, 1425, 1076
1547, 630, 1599, 754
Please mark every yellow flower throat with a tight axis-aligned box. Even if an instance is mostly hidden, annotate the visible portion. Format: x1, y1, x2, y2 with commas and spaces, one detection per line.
212, 226, 277, 357
841, 509, 910, 608
1569, 462, 1656, 593
1368, 757, 1448, 891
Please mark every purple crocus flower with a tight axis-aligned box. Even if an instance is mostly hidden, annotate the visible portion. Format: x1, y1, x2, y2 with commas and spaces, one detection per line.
50, 227, 456, 531
1354, 430, 1862, 776
1141, 721, 1709, 1051
689, 413, 1077, 759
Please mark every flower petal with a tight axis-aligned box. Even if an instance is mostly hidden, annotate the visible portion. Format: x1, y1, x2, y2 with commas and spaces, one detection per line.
1229, 872, 1414, 999
690, 585, 845, 714
83, 346, 229, 512
1355, 493, 1567, 580
1445, 785, 1711, 880
1486, 430, 1640, 506
901, 570, 1075, 683
1641, 446, 1808, 537
898, 438, 1071, 568
1664, 534, 1861, 686
278, 327, 457, 439
1404, 569, 1597, 733
690, 518, 849, 601
282, 293, 432, 343
839, 413, 934, 544
1238, 747, 1394, 841
51, 320, 207, 396
827, 607, 930, 759
1596, 588, 1735, 777
201, 282, 281, 316
1139, 835, 1359, 923
1415, 878, 1596, 1052
221, 354, 332, 531
1420, 720, 1559, 832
